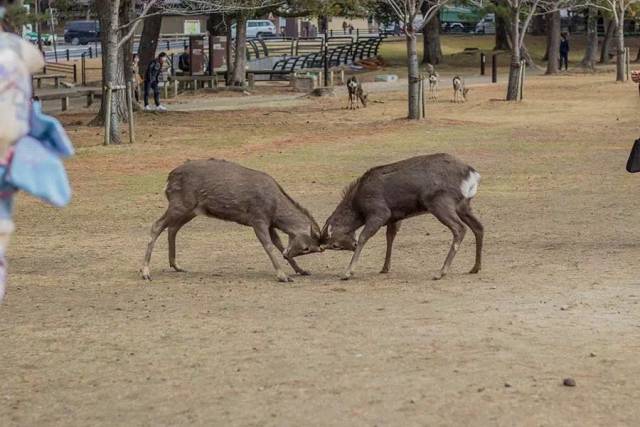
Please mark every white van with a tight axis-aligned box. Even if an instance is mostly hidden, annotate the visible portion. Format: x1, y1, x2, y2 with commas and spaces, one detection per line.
231, 20, 277, 39
475, 14, 496, 34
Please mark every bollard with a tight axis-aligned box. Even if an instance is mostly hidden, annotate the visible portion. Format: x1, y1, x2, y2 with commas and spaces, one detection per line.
166, 40, 170, 50
491, 54, 497, 83
73, 64, 77, 83
66, 49, 70, 61
480, 53, 485, 76
89, 46, 92, 58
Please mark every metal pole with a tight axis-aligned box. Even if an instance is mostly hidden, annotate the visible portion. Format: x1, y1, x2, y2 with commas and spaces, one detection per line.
48, 1, 58, 63
126, 81, 135, 144
519, 60, 525, 101
492, 54, 497, 83
480, 53, 485, 76
421, 75, 425, 119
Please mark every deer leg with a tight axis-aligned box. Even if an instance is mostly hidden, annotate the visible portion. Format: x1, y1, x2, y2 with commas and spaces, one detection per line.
168, 213, 196, 273
380, 220, 401, 274
142, 212, 170, 280
342, 216, 387, 280
254, 223, 292, 283
269, 227, 309, 276
430, 198, 467, 280
457, 201, 484, 274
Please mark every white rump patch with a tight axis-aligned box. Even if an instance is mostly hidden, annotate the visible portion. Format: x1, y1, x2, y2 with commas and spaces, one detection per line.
460, 171, 480, 199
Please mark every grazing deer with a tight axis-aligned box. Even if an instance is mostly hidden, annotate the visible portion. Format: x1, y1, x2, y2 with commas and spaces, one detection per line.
320, 154, 483, 281
452, 76, 469, 103
142, 159, 323, 283
425, 63, 439, 100
346, 76, 368, 109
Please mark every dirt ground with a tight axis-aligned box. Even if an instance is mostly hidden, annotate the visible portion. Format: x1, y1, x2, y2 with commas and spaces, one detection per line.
2, 71, 640, 426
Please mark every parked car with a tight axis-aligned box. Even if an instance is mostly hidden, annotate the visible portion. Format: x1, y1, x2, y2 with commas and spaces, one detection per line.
64, 20, 100, 45
24, 31, 57, 46
475, 14, 496, 34
442, 22, 466, 33
231, 20, 277, 39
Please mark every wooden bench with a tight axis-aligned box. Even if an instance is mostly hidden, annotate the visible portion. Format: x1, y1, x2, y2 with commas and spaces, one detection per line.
33, 87, 101, 111
168, 74, 220, 95
32, 73, 66, 89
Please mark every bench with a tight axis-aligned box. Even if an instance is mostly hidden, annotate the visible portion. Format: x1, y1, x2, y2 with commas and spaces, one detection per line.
32, 73, 66, 89
34, 87, 101, 111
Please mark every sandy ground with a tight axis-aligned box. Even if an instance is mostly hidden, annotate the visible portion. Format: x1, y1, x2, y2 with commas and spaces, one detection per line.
1, 72, 640, 426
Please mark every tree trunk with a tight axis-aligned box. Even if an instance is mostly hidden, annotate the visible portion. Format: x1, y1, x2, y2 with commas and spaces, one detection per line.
232, 15, 247, 86
225, 15, 234, 85
615, 17, 625, 82
91, 0, 127, 144
422, 14, 442, 65
546, 11, 561, 74
137, 6, 162, 79
600, 19, 614, 63
495, 13, 510, 51
406, 32, 420, 120
506, 9, 521, 101
581, 7, 598, 69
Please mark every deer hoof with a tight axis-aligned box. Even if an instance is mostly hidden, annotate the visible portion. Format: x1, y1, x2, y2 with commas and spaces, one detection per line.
468, 266, 481, 274
277, 273, 293, 283
432, 272, 445, 281
171, 265, 187, 273
379, 268, 389, 274
141, 267, 152, 281
297, 270, 311, 276
341, 272, 353, 281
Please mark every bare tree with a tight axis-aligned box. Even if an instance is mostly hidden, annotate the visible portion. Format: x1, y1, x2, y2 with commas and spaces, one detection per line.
545, 9, 560, 74
580, 6, 598, 69
381, 0, 450, 119
588, 0, 640, 81
93, 0, 159, 144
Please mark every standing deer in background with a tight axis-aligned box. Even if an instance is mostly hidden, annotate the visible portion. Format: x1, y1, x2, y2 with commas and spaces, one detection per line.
425, 63, 439, 100
346, 76, 368, 109
452, 76, 469, 103
320, 154, 483, 281
141, 159, 323, 283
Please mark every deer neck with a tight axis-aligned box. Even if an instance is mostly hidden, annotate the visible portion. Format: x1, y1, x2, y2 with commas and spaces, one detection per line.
274, 200, 315, 236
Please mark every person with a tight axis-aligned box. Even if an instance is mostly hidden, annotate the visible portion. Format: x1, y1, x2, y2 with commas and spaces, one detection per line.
178, 46, 190, 74
349, 24, 354, 35
144, 51, 167, 112
0, 8, 74, 303
342, 20, 348, 34
131, 53, 142, 103
559, 33, 569, 71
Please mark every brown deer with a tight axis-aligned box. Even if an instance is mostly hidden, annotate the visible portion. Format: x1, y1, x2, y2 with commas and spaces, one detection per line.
346, 76, 367, 109
320, 154, 483, 281
452, 76, 469, 103
141, 159, 323, 282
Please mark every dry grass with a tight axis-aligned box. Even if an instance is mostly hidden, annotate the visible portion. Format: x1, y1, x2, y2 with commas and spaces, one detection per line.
2, 71, 640, 425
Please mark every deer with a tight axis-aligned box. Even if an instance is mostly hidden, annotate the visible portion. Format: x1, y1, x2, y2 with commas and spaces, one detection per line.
346, 76, 367, 109
320, 154, 484, 281
425, 63, 439, 100
452, 76, 469, 103
141, 159, 323, 283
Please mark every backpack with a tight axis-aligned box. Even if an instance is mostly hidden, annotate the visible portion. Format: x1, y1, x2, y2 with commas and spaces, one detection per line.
626, 138, 640, 173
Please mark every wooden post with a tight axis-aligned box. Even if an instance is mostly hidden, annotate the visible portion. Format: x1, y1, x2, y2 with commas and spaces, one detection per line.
104, 86, 112, 146
625, 48, 630, 81
491, 54, 497, 83
420, 75, 425, 119
126, 81, 135, 144
248, 72, 255, 89
519, 60, 526, 101
480, 53, 485, 76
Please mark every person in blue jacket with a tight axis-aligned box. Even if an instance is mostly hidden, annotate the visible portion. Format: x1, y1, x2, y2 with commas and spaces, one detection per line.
143, 52, 168, 112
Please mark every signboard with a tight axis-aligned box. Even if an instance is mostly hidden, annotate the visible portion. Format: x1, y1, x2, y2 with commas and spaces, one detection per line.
189, 35, 204, 75
184, 20, 201, 35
